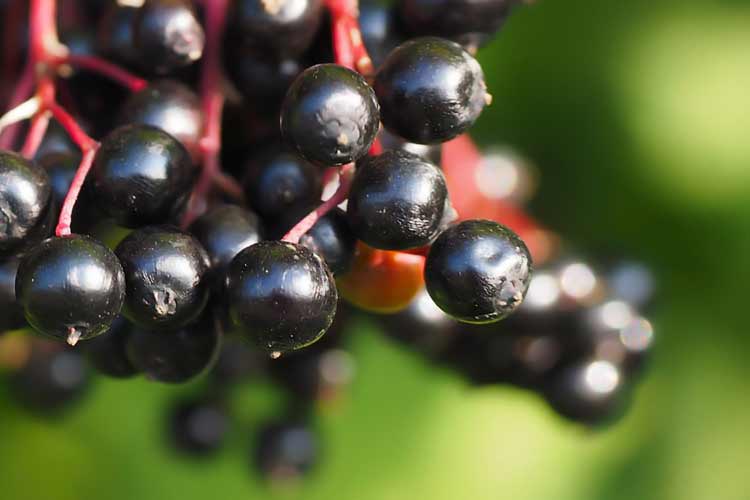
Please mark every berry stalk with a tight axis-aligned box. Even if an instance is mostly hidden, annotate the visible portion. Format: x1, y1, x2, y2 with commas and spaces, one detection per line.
182, 0, 229, 227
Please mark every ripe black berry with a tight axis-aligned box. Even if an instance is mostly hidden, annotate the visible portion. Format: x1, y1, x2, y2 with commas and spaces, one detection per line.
298, 207, 356, 276
126, 313, 223, 383
97, 2, 139, 66
242, 147, 322, 220
133, 0, 205, 75
425, 219, 532, 323
374, 37, 488, 144
169, 400, 228, 456
281, 64, 380, 166
92, 124, 196, 228
399, 0, 517, 48
543, 358, 630, 425
0, 256, 25, 332
189, 204, 263, 284
0, 151, 53, 258
10, 342, 90, 414
224, 45, 302, 115
16, 235, 126, 344
83, 316, 138, 378
117, 80, 203, 161
228, 0, 323, 57
254, 420, 318, 482
359, 2, 405, 68
115, 226, 211, 330
226, 241, 337, 355
347, 150, 448, 250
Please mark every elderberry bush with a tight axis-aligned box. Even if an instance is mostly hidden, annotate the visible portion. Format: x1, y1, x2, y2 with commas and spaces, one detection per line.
0, 0, 656, 485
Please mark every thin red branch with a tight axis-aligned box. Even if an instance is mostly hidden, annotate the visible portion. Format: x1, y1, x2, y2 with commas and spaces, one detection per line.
20, 112, 50, 158
59, 54, 148, 92
181, 0, 229, 227
282, 163, 355, 243
55, 147, 97, 237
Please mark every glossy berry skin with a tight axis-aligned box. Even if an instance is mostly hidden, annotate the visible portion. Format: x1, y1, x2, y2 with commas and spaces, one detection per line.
347, 150, 448, 250
374, 37, 488, 144
224, 46, 302, 115
97, 2, 139, 65
169, 400, 228, 456
281, 64, 380, 166
189, 204, 263, 286
92, 124, 196, 228
243, 148, 322, 220
226, 241, 337, 354
255, 421, 318, 482
16, 235, 126, 342
425, 219, 532, 323
0, 151, 53, 258
228, 0, 322, 57
10, 342, 90, 414
134, 0, 205, 75
0, 256, 25, 331
543, 358, 630, 425
399, 0, 517, 48
359, 2, 405, 69
115, 226, 211, 330
126, 313, 222, 383
117, 80, 203, 161
298, 207, 356, 276
83, 316, 138, 378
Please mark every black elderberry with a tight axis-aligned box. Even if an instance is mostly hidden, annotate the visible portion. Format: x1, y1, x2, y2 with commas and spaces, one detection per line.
298, 207, 356, 276
0, 150, 53, 258
92, 124, 196, 228
399, 0, 518, 48
281, 64, 380, 166
0, 256, 25, 332
83, 316, 138, 378
347, 150, 448, 250
254, 420, 318, 482
542, 357, 631, 425
374, 37, 488, 144
134, 0, 205, 75
169, 400, 228, 456
16, 235, 126, 344
117, 80, 204, 161
126, 313, 223, 384
226, 241, 337, 355
10, 341, 90, 414
228, 0, 323, 57
115, 226, 211, 330
425, 219, 532, 323
242, 147, 322, 220
189, 204, 263, 286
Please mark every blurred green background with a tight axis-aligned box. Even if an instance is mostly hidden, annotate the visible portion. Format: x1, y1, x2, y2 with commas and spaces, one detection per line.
2, 0, 750, 498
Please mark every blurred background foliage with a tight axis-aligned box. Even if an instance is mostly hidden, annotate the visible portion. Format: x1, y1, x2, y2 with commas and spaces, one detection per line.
2, 0, 750, 498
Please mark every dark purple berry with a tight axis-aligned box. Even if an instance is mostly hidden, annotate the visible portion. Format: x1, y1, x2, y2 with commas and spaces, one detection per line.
424, 219, 532, 323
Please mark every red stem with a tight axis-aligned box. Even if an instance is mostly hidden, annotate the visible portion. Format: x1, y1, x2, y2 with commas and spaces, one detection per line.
20, 112, 50, 158
55, 147, 97, 237
181, 0, 228, 228
59, 54, 148, 92
282, 163, 355, 243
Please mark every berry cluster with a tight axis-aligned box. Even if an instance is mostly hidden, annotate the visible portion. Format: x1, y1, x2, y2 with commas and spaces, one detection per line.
0, 0, 654, 483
